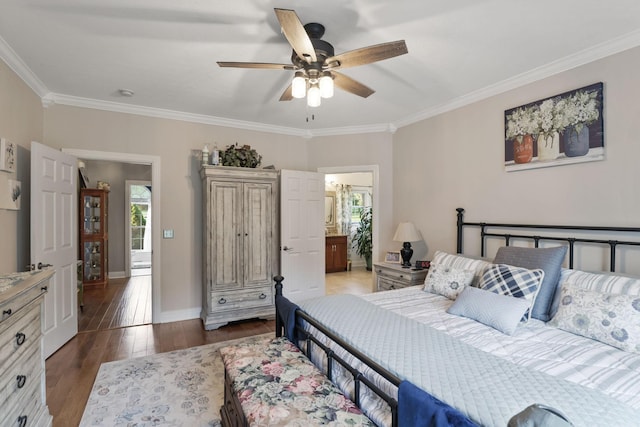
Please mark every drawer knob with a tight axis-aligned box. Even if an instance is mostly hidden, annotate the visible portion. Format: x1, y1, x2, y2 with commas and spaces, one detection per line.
18, 416, 27, 427
16, 375, 26, 389
258, 293, 267, 300
390, 285, 396, 289
16, 332, 26, 346
218, 298, 227, 305
399, 275, 404, 278
2, 308, 11, 316
41, 285, 48, 292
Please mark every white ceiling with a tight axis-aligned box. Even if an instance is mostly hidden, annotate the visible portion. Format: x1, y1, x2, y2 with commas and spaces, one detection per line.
2, 0, 640, 137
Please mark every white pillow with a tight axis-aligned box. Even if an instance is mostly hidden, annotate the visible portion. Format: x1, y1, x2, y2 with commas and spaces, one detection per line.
447, 287, 531, 335
423, 264, 474, 300
549, 283, 640, 354
431, 251, 491, 287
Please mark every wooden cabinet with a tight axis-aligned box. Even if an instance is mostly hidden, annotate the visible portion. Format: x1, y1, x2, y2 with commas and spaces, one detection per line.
79, 189, 109, 288
374, 262, 429, 291
0, 270, 54, 427
325, 235, 348, 273
201, 166, 279, 330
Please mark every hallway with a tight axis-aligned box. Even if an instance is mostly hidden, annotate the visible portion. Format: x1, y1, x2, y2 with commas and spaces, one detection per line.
79, 274, 152, 332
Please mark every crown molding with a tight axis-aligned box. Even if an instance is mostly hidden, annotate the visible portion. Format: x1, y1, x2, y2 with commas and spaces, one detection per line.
0, 35, 49, 97
46, 93, 396, 138
3, 29, 640, 137
393, 29, 640, 129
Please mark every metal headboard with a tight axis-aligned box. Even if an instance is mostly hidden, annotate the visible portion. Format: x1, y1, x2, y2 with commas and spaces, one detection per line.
455, 207, 640, 272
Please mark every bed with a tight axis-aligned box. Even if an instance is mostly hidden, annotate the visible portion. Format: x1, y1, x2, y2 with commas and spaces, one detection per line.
275, 208, 640, 426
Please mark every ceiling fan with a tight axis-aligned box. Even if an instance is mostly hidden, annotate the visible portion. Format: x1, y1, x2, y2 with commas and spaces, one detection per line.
217, 8, 408, 107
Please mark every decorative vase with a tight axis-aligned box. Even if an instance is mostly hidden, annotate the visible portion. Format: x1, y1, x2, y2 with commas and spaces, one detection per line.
563, 126, 590, 157
513, 134, 534, 164
537, 132, 560, 161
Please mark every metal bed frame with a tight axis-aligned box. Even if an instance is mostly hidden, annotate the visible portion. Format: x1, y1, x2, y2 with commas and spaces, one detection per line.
456, 207, 640, 272
274, 207, 640, 426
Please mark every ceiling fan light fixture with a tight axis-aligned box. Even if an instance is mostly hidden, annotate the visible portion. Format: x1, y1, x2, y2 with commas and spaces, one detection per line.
319, 73, 334, 98
307, 84, 321, 107
292, 72, 306, 98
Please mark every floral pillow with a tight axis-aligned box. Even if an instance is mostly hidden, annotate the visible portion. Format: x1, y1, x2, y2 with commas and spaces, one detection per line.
549, 283, 640, 354
478, 264, 544, 321
423, 264, 474, 300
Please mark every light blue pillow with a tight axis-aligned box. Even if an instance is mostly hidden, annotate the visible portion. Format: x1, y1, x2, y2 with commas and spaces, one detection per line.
494, 246, 566, 322
447, 286, 531, 335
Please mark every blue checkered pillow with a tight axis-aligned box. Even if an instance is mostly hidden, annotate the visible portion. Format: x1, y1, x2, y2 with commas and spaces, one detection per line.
479, 264, 545, 321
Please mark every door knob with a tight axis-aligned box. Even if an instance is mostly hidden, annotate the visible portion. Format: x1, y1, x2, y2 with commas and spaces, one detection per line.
37, 262, 52, 269
282, 246, 294, 252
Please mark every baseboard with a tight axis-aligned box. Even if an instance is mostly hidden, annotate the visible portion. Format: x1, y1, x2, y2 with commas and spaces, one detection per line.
156, 307, 201, 324
109, 271, 126, 279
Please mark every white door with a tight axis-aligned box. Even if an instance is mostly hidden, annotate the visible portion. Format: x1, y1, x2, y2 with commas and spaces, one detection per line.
31, 141, 78, 358
280, 170, 325, 303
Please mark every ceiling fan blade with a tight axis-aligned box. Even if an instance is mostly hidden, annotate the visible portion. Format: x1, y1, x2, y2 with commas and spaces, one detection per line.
326, 40, 407, 69
274, 8, 317, 63
332, 72, 375, 98
279, 84, 293, 101
217, 62, 295, 70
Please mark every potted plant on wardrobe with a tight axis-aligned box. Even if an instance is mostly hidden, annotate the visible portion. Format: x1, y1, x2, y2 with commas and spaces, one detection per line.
353, 207, 373, 271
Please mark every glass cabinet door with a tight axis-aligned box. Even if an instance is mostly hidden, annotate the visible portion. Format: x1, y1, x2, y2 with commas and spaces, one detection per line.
82, 195, 102, 234
83, 241, 102, 281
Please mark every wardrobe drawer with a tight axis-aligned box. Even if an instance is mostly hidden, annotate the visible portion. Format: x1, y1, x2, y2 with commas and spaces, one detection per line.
4, 373, 44, 427
210, 286, 273, 311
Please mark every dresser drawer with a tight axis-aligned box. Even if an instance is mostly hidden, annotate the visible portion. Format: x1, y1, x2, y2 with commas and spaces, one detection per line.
210, 286, 274, 312
376, 276, 405, 291
5, 372, 45, 427
0, 281, 47, 324
0, 302, 41, 376
0, 339, 41, 414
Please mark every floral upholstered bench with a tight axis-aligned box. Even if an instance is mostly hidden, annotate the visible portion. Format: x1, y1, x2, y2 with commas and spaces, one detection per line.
219, 336, 374, 426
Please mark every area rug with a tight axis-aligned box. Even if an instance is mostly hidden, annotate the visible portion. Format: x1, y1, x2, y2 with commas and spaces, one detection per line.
80, 333, 272, 426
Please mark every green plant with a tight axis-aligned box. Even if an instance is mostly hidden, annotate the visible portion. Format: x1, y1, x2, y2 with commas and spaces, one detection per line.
220, 143, 262, 168
353, 207, 372, 269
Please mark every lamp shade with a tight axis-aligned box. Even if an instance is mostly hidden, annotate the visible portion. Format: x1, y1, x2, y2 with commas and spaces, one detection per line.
292, 72, 306, 98
393, 222, 421, 242
307, 85, 321, 107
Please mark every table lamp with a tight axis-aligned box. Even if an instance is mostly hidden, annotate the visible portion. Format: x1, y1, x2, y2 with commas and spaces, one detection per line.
393, 222, 421, 268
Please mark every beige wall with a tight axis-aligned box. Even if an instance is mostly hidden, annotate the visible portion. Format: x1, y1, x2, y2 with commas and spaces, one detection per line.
393, 46, 640, 274
42, 105, 309, 317
0, 60, 43, 273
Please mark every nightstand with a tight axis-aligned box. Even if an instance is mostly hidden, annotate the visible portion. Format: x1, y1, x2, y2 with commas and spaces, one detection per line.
374, 262, 429, 291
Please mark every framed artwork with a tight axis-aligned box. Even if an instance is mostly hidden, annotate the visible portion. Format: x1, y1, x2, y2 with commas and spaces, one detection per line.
0, 138, 16, 172
504, 82, 604, 172
385, 251, 400, 263
0, 178, 21, 210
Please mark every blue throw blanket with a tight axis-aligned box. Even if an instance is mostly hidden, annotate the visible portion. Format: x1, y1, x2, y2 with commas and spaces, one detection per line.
275, 295, 299, 341
398, 381, 477, 427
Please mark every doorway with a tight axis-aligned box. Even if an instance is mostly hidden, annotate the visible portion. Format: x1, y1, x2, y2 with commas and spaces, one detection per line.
126, 180, 152, 277
318, 165, 378, 295
62, 148, 161, 327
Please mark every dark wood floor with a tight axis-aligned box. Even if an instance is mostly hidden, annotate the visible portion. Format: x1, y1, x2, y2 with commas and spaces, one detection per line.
80, 274, 152, 332
46, 268, 372, 426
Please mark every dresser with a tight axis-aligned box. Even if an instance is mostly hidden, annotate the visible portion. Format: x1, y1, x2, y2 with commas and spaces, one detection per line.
0, 269, 54, 427
201, 166, 279, 330
325, 235, 348, 273
374, 262, 429, 291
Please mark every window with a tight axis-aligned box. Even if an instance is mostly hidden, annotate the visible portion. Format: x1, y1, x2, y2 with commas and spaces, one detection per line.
350, 188, 372, 224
